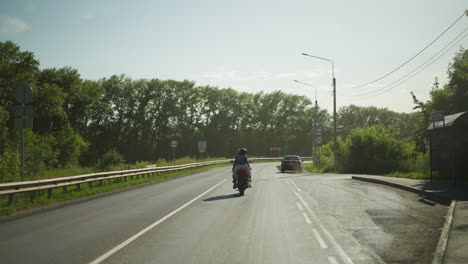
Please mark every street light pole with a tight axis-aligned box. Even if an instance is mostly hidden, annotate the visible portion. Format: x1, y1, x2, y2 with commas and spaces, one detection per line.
293, 80, 319, 164
301, 53, 337, 171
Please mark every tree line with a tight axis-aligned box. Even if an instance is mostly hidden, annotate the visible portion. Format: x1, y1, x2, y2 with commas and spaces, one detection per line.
1, 41, 322, 181
2, 41, 464, 182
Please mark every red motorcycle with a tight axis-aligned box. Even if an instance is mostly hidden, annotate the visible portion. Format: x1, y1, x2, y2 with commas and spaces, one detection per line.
236, 168, 250, 196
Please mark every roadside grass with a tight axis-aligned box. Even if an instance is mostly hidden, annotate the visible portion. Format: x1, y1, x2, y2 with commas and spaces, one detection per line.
29, 158, 228, 182
303, 163, 327, 173
384, 170, 453, 181
160, 156, 228, 166
35, 167, 95, 180
384, 171, 429, 180
0, 163, 229, 216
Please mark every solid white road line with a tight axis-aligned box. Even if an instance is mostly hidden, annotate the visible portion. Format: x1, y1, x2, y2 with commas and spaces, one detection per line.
296, 202, 304, 211
289, 179, 298, 188
302, 212, 312, 224
289, 179, 302, 192
313, 228, 328, 249
292, 189, 354, 264
328, 256, 338, 264
89, 179, 227, 264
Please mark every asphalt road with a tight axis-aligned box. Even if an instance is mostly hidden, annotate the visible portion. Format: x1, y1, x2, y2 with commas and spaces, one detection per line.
0, 163, 447, 264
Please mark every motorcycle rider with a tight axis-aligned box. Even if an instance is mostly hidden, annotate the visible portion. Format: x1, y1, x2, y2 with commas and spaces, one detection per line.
232, 148, 252, 189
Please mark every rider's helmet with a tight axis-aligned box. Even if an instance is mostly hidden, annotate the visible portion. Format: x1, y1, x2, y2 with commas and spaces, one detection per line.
237, 148, 247, 155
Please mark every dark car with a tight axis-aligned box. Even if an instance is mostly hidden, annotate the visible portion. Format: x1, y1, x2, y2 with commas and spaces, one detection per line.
281, 155, 302, 173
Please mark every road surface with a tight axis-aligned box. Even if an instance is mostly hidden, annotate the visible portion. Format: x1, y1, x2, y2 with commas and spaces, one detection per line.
0, 163, 447, 264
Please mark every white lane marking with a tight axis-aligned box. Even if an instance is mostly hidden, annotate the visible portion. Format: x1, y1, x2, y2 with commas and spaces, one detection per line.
313, 228, 328, 248
302, 212, 312, 224
288, 179, 303, 192
296, 202, 304, 211
292, 189, 354, 264
89, 179, 227, 264
285, 179, 291, 185
289, 179, 302, 192
328, 256, 338, 264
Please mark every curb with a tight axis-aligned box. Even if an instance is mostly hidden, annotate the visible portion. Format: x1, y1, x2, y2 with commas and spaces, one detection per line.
433, 200, 456, 264
351, 176, 455, 264
351, 176, 451, 205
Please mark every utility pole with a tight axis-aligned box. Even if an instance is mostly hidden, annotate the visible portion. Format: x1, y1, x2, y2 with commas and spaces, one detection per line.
301, 53, 337, 171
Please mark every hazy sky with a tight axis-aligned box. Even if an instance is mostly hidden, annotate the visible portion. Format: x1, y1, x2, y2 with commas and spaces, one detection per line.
1, 0, 467, 113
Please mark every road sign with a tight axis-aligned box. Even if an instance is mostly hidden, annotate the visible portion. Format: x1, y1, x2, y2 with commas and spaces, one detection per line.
198, 141, 207, 152
432, 111, 445, 123
316, 136, 323, 145
170, 140, 178, 148
316, 128, 322, 136
15, 84, 33, 104
15, 105, 33, 118
14, 83, 33, 182
15, 117, 33, 129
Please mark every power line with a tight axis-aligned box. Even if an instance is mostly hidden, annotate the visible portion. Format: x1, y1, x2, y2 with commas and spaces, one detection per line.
345, 29, 468, 99
348, 11, 466, 89
370, 32, 468, 97
345, 26, 468, 97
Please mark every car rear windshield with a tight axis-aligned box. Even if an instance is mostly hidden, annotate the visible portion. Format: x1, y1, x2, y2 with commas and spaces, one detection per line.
284, 156, 300, 161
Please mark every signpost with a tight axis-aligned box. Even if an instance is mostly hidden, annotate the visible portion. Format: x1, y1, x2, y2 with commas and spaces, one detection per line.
15, 84, 33, 181
198, 141, 207, 160
432, 111, 445, 128
270, 147, 281, 156
316, 136, 323, 145
316, 128, 322, 136
170, 140, 177, 165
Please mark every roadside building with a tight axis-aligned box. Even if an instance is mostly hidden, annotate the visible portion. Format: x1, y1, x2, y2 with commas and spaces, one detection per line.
427, 111, 468, 182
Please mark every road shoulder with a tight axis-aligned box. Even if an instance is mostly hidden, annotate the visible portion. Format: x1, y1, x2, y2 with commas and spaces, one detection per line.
351, 175, 467, 264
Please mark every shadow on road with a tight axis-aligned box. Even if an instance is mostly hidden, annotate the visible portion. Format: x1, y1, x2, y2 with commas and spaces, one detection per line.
412, 180, 468, 203
203, 193, 239, 201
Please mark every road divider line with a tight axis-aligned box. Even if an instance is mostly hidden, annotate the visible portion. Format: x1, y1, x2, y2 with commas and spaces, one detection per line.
291, 189, 354, 264
313, 228, 328, 248
89, 179, 227, 264
289, 179, 302, 192
328, 256, 338, 264
296, 202, 304, 211
289, 179, 298, 188
302, 212, 312, 224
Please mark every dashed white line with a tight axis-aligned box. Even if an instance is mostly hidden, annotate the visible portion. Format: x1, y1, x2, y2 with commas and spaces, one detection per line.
328, 256, 338, 264
89, 179, 227, 264
313, 228, 328, 249
302, 212, 312, 224
291, 189, 353, 264
296, 202, 304, 211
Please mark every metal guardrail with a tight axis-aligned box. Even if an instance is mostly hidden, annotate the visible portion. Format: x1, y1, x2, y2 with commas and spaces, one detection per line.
0, 157, 311, 205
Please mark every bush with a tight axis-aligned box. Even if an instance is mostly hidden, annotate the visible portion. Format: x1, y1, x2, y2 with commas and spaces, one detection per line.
96, 149, 125, 171
316, 125, 414, 175
55, 125, 88, 168
155, 158, 167, 167
342, 125, 411, 174
0, 150, 20, 183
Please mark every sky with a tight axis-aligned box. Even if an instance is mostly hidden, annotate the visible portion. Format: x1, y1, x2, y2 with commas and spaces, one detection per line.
1, 0, 467, 113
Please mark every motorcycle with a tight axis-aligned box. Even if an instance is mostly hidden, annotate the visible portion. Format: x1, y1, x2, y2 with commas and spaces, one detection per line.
236, 168, 250, 196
